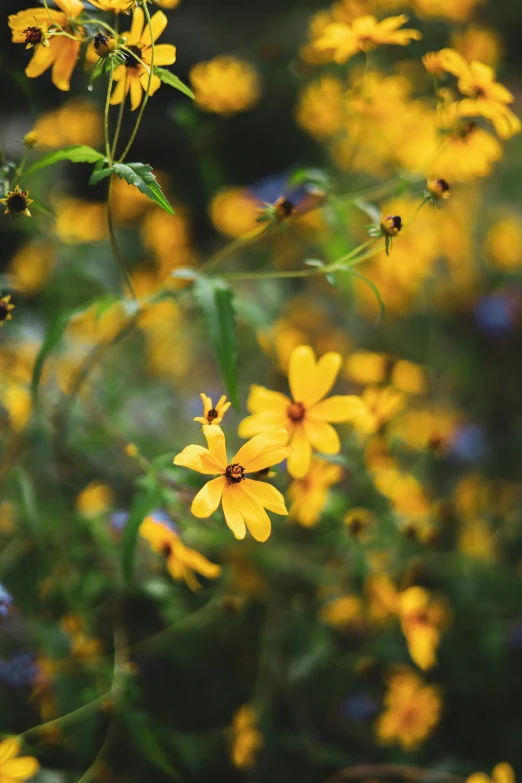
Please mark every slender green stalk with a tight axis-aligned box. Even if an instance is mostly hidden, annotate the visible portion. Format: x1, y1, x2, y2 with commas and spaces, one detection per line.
104, 65, 115, 165
111, 80, 127, 160
18, 693, 109, 741
203, 224, 274, 273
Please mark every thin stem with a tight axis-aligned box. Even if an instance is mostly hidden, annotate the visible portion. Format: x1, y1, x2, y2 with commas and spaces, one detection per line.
118, 0, 155, 163
104, 64, 115, 165
18, 693, 109, 741
107, 179, 137, 298
111, 80, 127, 160
75, 721, 118, 783
203, 224, 273, 273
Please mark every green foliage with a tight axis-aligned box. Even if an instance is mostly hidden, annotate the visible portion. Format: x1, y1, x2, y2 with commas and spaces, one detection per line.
22, 145, 105, 177
90, 162, 175, 215
153, 67, 195, 100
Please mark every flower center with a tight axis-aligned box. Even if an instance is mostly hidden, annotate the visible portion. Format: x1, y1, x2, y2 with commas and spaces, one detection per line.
207, 408, 218, 422
287, 401, 306, 422
225, 463, 245, 484
24, 26, 44, 45
160, 541, 172, 557
0, 302, 9, 322
7, 192, 29, 214
125, 44, 143, 69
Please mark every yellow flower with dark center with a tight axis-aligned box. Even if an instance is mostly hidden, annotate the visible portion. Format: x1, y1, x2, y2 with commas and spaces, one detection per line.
9, 1, 84, 92
454, 61, 521, 139
0, 738, 39, 782
174, 425, 291, 542
239, 345, 363, 479
190, 56, 261, 115
467, 764, 515, 783
375, 670, 442, 750
230, 706, 263, 769
1, 186, 34, 218
314, 14, 421, 64
381, 214, 402, 237
435, 120, 502, 181
23, 23, 50, 49
398, 587, 444, 671
194, 393, 231, 426
344, 506, 374, 537
93, 32, 116, 57
288, 458, 343, 527
426, 177, 451, 206
110, 7, 176, 111
139, 515, 221, 592
0, 296, 15, 327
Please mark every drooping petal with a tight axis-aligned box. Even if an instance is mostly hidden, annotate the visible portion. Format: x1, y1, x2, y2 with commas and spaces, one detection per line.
25, 36, 59, 79
242, 478, 288, 515
305, 419, 340, 455
235, 485, 272, 542
202, 425, 228, 470
1, 757, 40, 778
51, 36, 80, 91
287, 424, 312, 478
173, 444, 223, 475
309, 395, 364, 422
288, 345, 317, 405
130, 73, 143, 110
138, 72, 162, 96
127, 6, 144, 45
142, 10, 168, 45
173, 543, 222, 579
222, 486, 247, 540
110, 75, 128, 106
0, 738, 21, 764
232, 429, 289, 471
191, 476, 226, 518
307, 351, 343, 407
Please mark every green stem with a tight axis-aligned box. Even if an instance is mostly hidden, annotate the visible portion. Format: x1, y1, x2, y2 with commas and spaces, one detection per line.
18, 694, 109, 741
104, 64, 115, 166
111, 79, 127, 160
107, 178, 137, 298
118, 0, 155, 164
203, 224, 274, 273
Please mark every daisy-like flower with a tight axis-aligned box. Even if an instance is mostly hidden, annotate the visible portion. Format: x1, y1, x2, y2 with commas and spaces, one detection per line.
194, 393, 231, 426
287, 458, 343, 527
0, 296, 15, 326
110, 7, 176, 111
238, 345, 364, 479
173, 425, 292, 542
1, 186, 34, 218
368, 215, 403, 255
426, 177, 451, 204
0, 737, 39, 782
139, 514, 221, 592
9, 0, 84, 92
454, 61, 521, 139
314, 14, 422, 64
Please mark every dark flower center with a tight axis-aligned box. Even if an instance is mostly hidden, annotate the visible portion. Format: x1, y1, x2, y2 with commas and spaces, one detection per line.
94, 33, 111, 53
287, 401, 305, 422
225, 463, 245, 484
24, 26, 44, 45
436, 178, 450, 193
274, 196, 295, 219
0, 302, 9, 322
386, 215, 402, 232
7, 193, 29, 214
125, 45, 143, 69
207, 408, 218, 422
349, 518, 363, 535
160, 541, 172, 557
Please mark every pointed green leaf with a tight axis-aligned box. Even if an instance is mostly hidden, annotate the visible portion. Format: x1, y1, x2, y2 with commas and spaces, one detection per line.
22, 145, 105, 177
153, 66, 195, 99
89, 165, 114, 186
193, 276, 240, 411
112, 162, 174, 215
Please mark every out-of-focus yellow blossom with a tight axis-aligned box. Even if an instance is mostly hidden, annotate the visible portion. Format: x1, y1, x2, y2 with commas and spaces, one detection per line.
375, 669, 442, 750
398, 587, 444, 670
459, 519, 495, 560
371, 462, 432, 534
390, 405, 459, 452
89, 0, 136, 11
230, 706, 263, 769
2, 387, 32, 432
209, 188, 261, 238
436, 117, 502, 182
0, 502, 16, 534
194, 393, 231, 426
227, 549, 268, 598
485, 216, 522, 271
451, 26, 502, 68
452, 61, 521, 140
111, 173, 159, 224
8, 243, 55, 294
154, 0, 182, 8
413, 0, 482, 22
66, 303, 127, 348
174, 426, 291, 542
391, 360, 428, 395
287, 458, 343, 527
190, 56, 261, 115
344, 507, 374, 538
296, 77, 345, 139
140, 515, 221, 592
1, 186, 34, 218
240, 345, 363, 478
110, 8, 176, 111
139, 299, 192, 382
365, 573, 399, 624
467, 764, 515, 783
319, 595, 363, 630
61, 613, 103, 660
314, 15, 421, 65
9, 0, 84, 91
140, 208, 197, 284
76, 482, 114, 518
33, 100, 102, 149
345, 351, 388, 386
54, 198, 107, 244
0, 738, 39, 782
353, 386, 404, 436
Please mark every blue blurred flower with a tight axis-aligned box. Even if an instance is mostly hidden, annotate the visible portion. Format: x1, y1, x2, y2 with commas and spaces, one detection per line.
109, 510, 129, 534
474, 293, 516, 335
341, 692, 379, 723
0, 584, 14, 617
0, 651, 38, 688
451, 423, 487, 463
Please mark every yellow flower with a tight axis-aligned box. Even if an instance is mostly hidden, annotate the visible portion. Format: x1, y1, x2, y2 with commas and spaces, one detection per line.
375, 670, 442, 750
89, 0, 135, 11
319, 595, 363, 630
239, 345, 364, 479
427, 177, 451, 202
76, 482, 113, 517
33, 100, 102, 149
0, 738, 39, 782
189, 56, 261, 115
9, 1, 84, 92
54, 198, 107, 244
344, 507, 374, 537
1, 186, 34, 218
353, 386, 404, 436
8, 243, 55, 294
173, 425, 291, 542
468, 764, 515, 783
0, 296, 15, 327
380, 214, 402, 237
154, 0, 182, 8
413, 0, 481, 22
296, 76, 345, 139
139, 515, 221, 592
314, 15, 421, 64
288, 458, 343, 527
451, 26, 502, 68
110, 8, 176, 111
485, 217, 522, 271
344, 351, 388, 385
391, 360, 428, 395
194, 393, 231, 426
398, 587, 442, 671
230, 706, 263, 769
209, 187, 261, 237
435, 121, 502, 182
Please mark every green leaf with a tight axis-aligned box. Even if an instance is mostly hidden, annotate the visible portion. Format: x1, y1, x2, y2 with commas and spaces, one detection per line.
126, 713, 181, 781
22, 145, 105, 177
193, 276, 240, 411
121, 489, 159, 587
346, 269, 386, 325
112, 162, 174, 215
153, 66, 195, 99
89, 165, 114, 186
31, 310, 74, 405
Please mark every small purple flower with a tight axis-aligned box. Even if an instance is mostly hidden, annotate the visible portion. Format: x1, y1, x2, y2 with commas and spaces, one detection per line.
474, 293, 517, 336
341, 692, 379, 723
0, 651, 38, 688
451, 423, 487, 463
0, 584, 14, 617
109, 510, 129, 534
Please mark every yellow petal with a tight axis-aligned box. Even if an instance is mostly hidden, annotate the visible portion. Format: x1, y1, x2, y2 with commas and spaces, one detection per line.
127, 6, 145, 44
287, 424, 311, 478
493, 765, 516, 783
191, 476, 226, 518
51, 36, 80, 91
139, 517, 176, 553
307, 351, 343, 407
288, 345, 316, 405
25, 36, 59, 79
202, 425, 228, 470
309, 395, 364, 422
151, 44, 177, 65
1, 757, 40, 778
130, 74, 143, 110
172, 543, 221, 579
233, 429, 288, 469
110, 75, 128, 106
55, 0, 84, 16
400, 586, 429, 615
242, 479, 288, 515
304, 419, 340, 455
468, 776, 491, 783
0, 739, 21, 764
406, 626, 439, 670
246, 384, 290, 414
139, 72, 162, 96
173, 444, 223, 474
238, 411, 288, 439
142, 10, 168, 45
235, 485, 272, 542
222, 486, 247, 539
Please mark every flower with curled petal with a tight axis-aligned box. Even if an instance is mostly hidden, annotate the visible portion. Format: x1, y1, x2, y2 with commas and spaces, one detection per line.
174, 426, 292, 542
314, 14, 422, 64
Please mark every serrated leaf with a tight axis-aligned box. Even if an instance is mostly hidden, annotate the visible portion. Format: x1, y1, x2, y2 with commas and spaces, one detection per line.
122, 489, 160, 587
22, 145, 105, 177
346, 269, 386, 325
193, 276, 240, 411
112, 162, 174, 215
153, 66, 195, 99
89, 165, 113, 186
